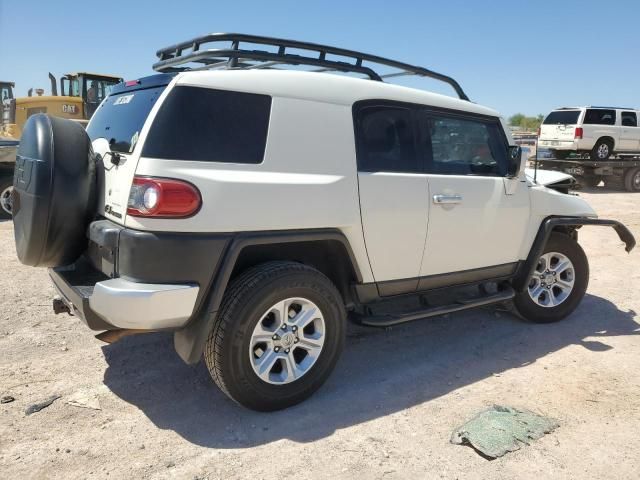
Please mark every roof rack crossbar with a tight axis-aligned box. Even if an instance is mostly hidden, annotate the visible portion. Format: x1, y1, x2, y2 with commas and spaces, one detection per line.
153, 33, 470, 101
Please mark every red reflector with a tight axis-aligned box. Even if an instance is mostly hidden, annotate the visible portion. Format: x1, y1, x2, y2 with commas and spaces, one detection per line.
575, 127, 583, 139
125, 80, 140, 87
127, 177, 201, 218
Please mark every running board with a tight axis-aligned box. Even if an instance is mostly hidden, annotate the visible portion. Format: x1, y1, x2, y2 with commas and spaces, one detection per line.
355, 287, 515, 327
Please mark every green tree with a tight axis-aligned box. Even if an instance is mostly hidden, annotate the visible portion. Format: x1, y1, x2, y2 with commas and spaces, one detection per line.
509, 113, 525, 126
509, 113, 544, 131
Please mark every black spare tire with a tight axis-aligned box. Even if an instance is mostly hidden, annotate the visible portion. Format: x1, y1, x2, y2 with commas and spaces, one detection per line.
13, 114, 96, 267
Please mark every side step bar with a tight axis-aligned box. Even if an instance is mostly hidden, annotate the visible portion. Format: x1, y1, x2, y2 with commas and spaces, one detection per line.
354, 287, 515, 327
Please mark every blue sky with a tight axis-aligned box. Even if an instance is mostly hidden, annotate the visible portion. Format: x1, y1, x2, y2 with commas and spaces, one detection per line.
1, 0, 638, 117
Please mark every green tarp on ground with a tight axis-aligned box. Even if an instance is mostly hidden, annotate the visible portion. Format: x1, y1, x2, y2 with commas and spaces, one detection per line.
451, 405, 559, 458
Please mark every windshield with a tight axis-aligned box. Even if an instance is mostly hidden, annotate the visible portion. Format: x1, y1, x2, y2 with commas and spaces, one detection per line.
87, 86, 166, 153
543, 110, 581, 125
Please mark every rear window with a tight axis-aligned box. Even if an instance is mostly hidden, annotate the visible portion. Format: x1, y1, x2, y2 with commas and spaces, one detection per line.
584, 109, 616, 125
142, 86, 271, 163
543, 110, 581, 125
87, 86, 166, 153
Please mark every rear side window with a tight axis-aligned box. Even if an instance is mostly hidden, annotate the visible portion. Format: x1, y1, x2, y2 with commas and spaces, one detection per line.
87, 86, 166, 153
622, 112, 637, 127
355, 105, 420, 173
583, 109, 616, 125
421, 113, 508, 176
143, 86, 271, 163
543, 110, 581, 125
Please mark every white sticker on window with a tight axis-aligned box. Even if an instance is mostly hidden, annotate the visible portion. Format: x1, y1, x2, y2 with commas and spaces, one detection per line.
113, 94, 134, 105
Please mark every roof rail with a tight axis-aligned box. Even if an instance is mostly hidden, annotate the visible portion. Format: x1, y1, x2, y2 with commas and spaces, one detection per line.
153, 33, 470, 101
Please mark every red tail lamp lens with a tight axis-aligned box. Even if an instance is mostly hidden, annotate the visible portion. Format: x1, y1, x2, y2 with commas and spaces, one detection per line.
575, 127, 583, 139
127, 177, 201, 218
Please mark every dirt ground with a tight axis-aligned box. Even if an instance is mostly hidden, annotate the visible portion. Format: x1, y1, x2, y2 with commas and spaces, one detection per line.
1, 189, 639, 480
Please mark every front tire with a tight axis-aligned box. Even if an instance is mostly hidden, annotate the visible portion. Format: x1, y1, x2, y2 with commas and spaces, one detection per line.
514, 233, 589, 323
204, 261, 346, 411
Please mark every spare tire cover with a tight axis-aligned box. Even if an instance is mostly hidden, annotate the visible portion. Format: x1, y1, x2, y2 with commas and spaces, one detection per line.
13, 114, 96, 267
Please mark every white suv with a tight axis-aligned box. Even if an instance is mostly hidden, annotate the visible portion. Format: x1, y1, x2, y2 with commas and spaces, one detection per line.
11, 34, 635, 411
539, 106, 640, 160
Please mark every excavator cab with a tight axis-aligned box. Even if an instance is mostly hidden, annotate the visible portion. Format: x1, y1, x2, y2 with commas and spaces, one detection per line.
0, 82, 15, 130
60, 73, 121, 118
0, 82, 14, 102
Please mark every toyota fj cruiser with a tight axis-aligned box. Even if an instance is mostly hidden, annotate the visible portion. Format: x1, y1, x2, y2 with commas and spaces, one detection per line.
11, 34, 635, 411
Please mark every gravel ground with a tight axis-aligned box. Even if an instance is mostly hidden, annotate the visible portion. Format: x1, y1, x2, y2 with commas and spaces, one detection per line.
1, 189, 639, 479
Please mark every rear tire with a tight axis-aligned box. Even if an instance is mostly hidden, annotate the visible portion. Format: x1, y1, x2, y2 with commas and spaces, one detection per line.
204, 261, 346, 411
590, 139, 612, 160
623, 167, 640, 192
514, 233, 589, 323
0, 176, 12, 220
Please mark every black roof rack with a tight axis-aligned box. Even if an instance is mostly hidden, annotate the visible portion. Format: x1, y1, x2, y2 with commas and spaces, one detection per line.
153, 33, 470, 101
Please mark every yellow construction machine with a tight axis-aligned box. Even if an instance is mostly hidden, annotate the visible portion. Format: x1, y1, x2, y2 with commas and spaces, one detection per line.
0, 72, 122, 139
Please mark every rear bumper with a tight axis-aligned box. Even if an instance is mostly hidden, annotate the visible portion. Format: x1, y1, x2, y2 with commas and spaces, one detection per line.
538, 139, 594, 151
538, 139, 579, 150
50, 219, 230, 331
49, 263, 199, 330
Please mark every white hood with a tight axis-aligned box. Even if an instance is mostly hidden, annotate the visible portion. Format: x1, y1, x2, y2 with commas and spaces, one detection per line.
525, 168, 575, 186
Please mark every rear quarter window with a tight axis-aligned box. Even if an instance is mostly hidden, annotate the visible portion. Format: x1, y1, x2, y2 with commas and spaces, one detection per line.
583, 109, 616, 125
142, 86, 272, 163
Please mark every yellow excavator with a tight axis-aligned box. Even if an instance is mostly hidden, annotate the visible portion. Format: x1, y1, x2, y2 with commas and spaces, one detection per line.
0, 72, 122, 140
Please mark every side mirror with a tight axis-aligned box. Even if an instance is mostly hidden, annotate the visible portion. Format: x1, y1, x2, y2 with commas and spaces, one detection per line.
507, 145, 522, 177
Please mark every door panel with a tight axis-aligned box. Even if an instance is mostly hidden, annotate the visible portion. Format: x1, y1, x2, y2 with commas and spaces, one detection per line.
420, 175, 530, 276
619, 112, 639, 151
358, 172, 429, 282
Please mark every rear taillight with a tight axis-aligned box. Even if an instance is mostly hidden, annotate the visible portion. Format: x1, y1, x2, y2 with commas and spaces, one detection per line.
537, 127, 540, 137
127, 176, 201, 218
575, 127, 583, 139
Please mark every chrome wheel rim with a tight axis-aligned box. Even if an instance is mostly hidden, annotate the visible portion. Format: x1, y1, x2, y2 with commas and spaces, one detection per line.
249, 297, 325, 385
528, 252, 575, 307
597, 143, 609, 159
0, 185, 12, 216
634, 171, 640, 189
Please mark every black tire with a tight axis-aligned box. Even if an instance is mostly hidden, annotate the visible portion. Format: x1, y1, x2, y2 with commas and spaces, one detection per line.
623, 167, 640, 192
0, 175, 12, 220
513, 233, 589, 323
204, 261, 346, 411
553, 150, 571, 159
12, 114, 95, 267
590, 139, 612, 160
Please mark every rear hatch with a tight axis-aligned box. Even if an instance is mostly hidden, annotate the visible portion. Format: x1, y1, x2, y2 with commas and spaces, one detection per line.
86, 74, 173, 225
539, 110, 582, 142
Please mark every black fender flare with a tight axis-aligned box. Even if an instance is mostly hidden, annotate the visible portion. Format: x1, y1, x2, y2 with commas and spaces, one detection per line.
513, 216, 636, 292
174, 229, 362, 364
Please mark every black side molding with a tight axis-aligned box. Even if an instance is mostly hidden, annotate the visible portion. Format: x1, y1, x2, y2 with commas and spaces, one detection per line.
514, 217, 636, 292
